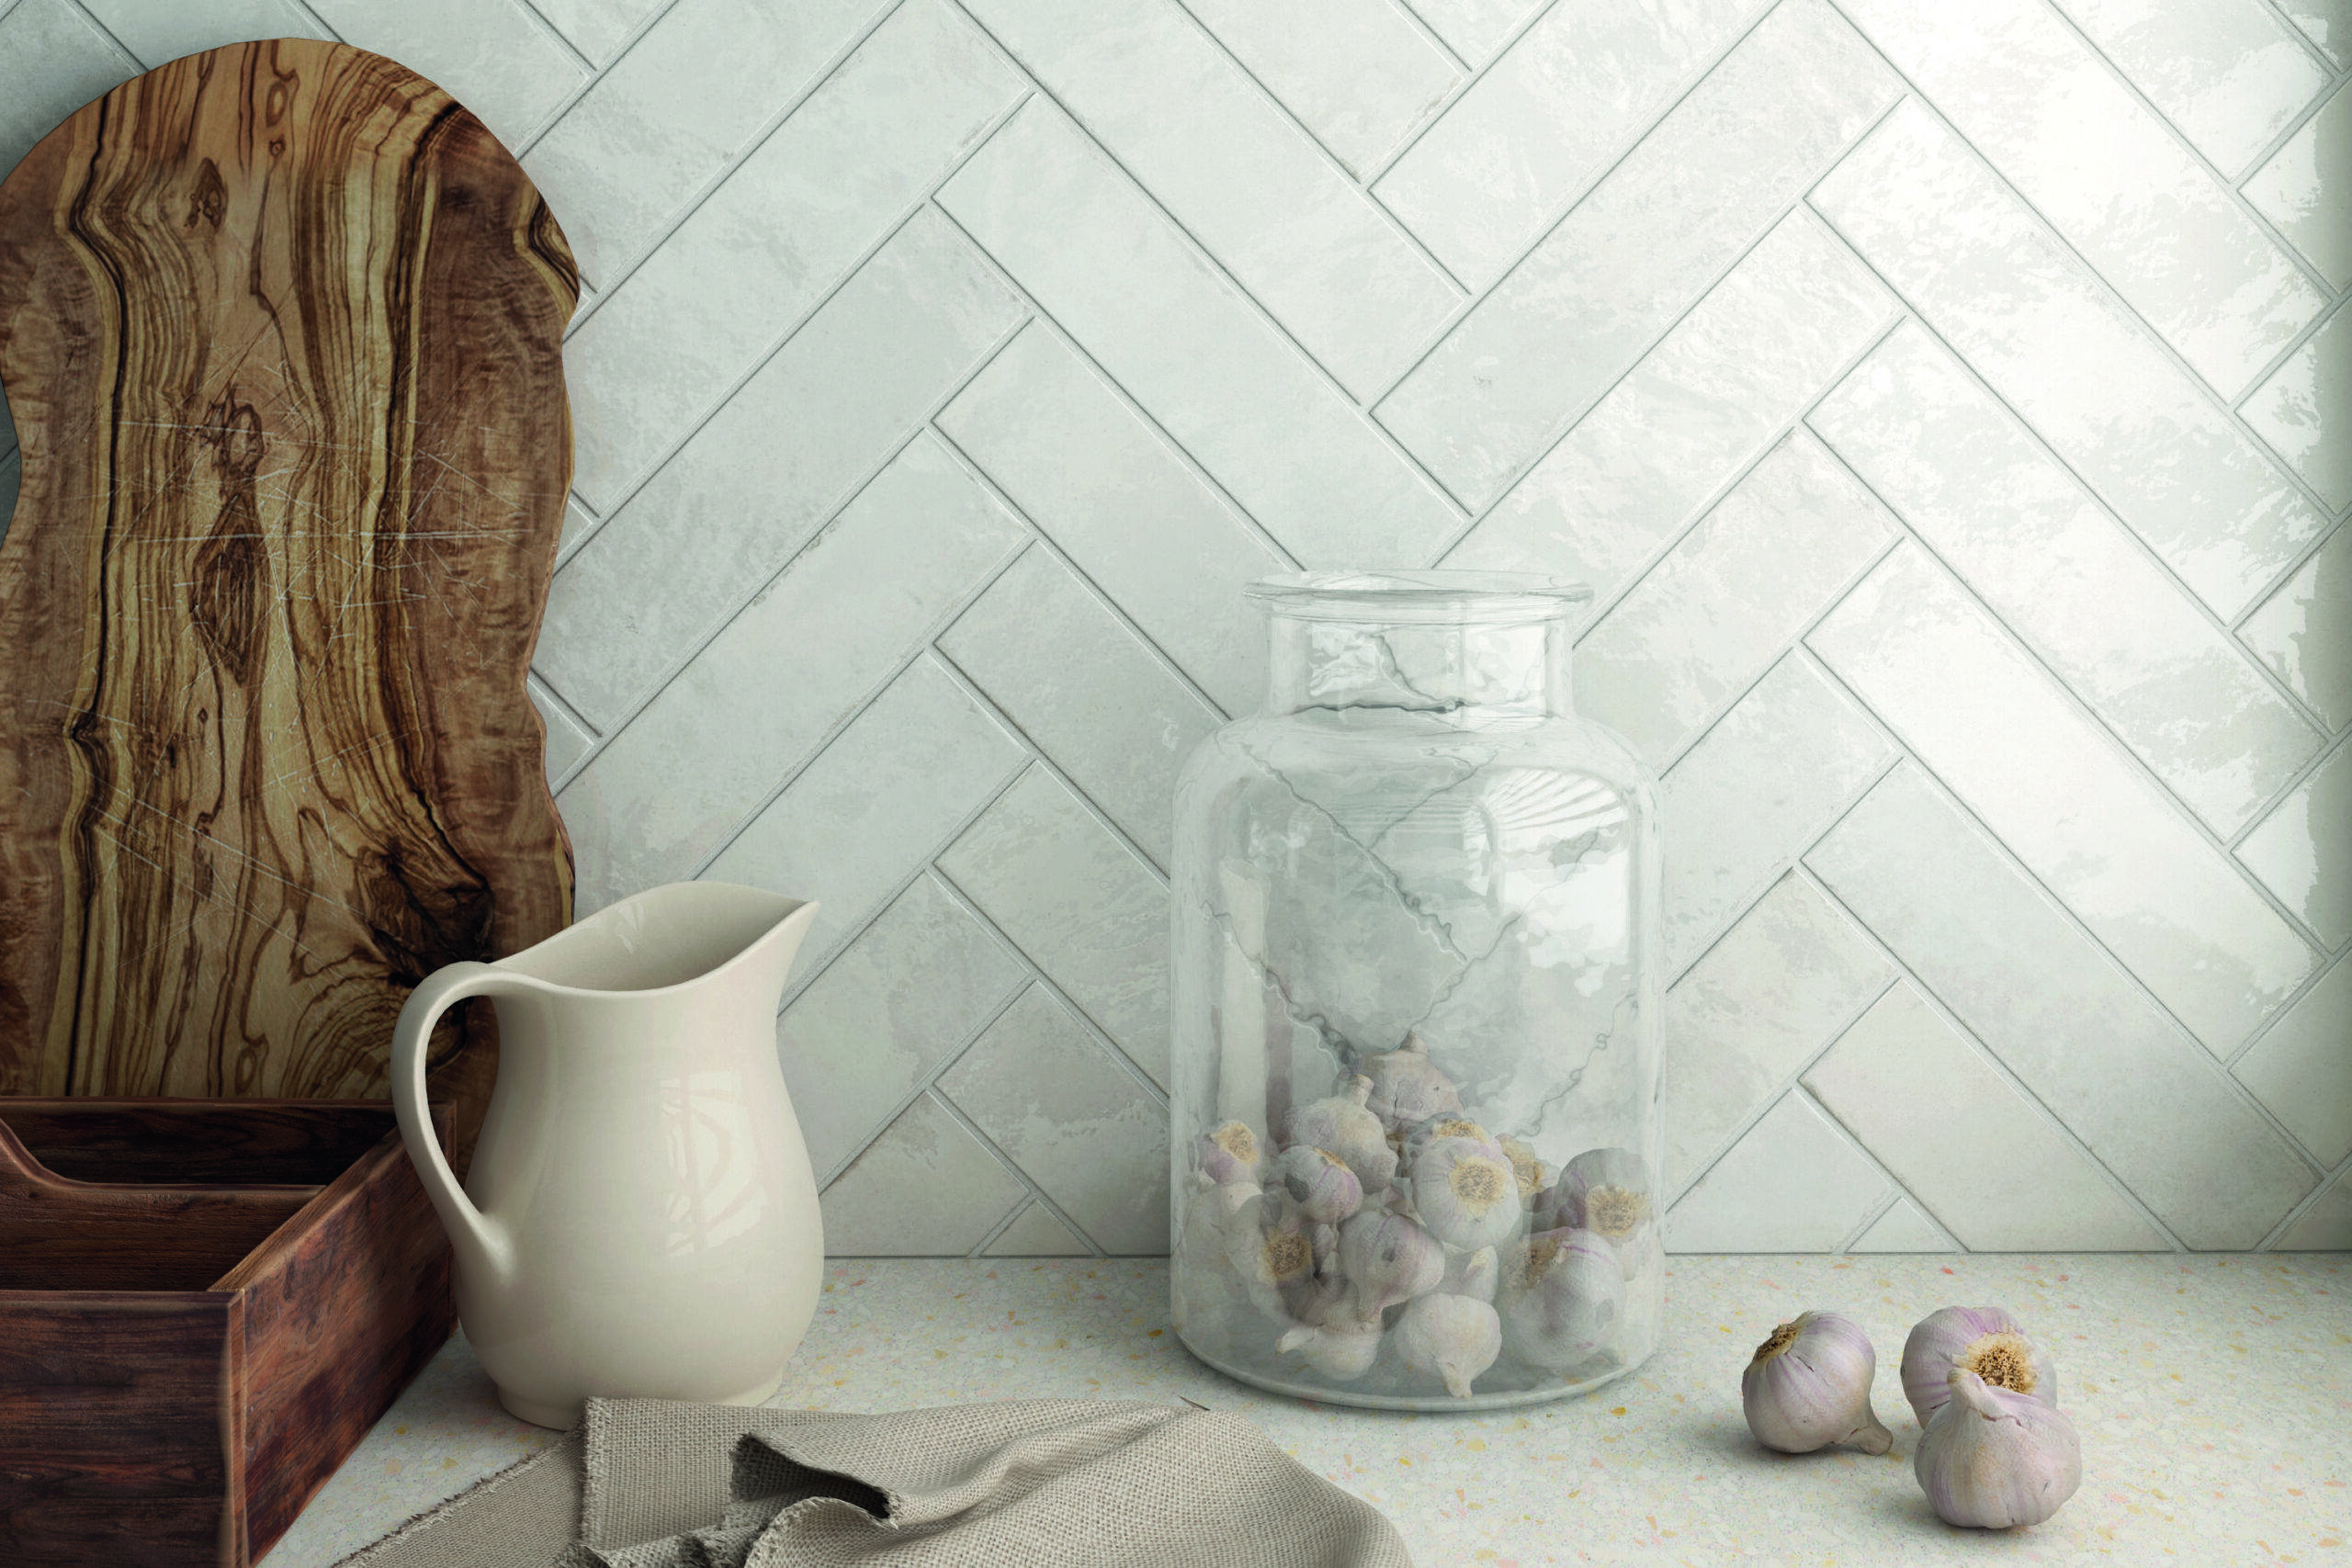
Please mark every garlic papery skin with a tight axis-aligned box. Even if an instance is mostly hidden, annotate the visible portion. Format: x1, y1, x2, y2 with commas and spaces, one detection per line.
1285, 1076, 1399, 1196
1395, 1292, 1502, 1398
1498, 1227, 1623, 1371
1901, 1305, 2057, 1425
1338, 1209, 1445, 1319
1741, 1312, 1894, 1456
1273, 1144, 1364, 1224
1200, 1121, 1267, 1186
1915, 1370, 2082, 1529
1409, 1135, 1523, 1250
1360, 1032, 1464, 1133
1277, 1311, 1384, 1382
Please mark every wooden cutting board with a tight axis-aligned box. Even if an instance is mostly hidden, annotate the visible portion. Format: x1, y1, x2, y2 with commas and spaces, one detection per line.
0, 39, 578, 1170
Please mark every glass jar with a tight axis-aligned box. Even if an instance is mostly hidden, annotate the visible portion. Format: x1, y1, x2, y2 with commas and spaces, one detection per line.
1169, 572, 1663, 1411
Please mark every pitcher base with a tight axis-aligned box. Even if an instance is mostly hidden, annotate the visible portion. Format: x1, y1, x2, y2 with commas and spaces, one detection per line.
497, 1369, 787, 1430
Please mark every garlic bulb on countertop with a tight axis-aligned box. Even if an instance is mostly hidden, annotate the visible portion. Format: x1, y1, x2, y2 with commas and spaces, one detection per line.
1741, 1311, 1894, 1456
1915, 1369, 2082, 1528
1901, 1304, 2056, 1424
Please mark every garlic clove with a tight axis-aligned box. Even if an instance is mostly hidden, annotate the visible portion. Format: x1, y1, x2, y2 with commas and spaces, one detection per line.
1741, 1311, 1894, 1456
1409, 1135, 1523, 1250
1360, 1032, 1464, 1133
1441, 1243, 1499, 1304
1400, 1111, 1498, 1168
1493, 1134, 1546, 1206
1199, 1120, 1269, 1186
1900, 1305, 2057, 1425
1272, 1144, 1364, 1224
1395, 1292, 1502, 1399
1276, 1311, 1384, 1382
1498, 1227, 1623, 1371
1338, 1208, 1445, 1319
1915, 1370, 2082, 1529
1283, 1076, 1399, 1197
1543, 1146, 1657, 1278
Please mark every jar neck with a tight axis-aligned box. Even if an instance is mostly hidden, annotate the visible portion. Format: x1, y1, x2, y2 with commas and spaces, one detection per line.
1264, 614, 1573, 722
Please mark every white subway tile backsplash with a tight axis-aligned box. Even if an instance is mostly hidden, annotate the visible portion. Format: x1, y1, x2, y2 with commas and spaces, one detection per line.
1813, 321, 2325, 835
2235, 740, 2352, 950
309, 0, 586, 150
1665, 1090, 1893, 1252
529, 0, 668, 65
1815, 99, 2326, 619
1660, 873, 1893, 1192
1577, 433, 1894, 766
1376, 0, 1769, 288
523, 0, 888, 281
2245, 83, 2351, 291
2049, 0, 2331, 178
559, 435, 1024, 910
1659, 653, 1895, 969
2233, 954, 2352, 1170
1849, 1197, 1955, 1254
939, 103, 1458, 568
1807, 764, 2316, 1248
705, 656, 1030, 968
1445, 211, 1895, 592
1182, 0, 1458, 177
1405, 0, 1545, 64
937, 327, 1286, 716
938, 768, 1173, 1087
1804, 985, 2170, 1251
1377, 0, 1899, 510
526, 677, 594, 787
939, 986, 1170, 1253
540, 213, 1023, 728
2238, 525, 2352, 733
1809, 547, 2320, 1054
778, 874, 1027, 1179
2276, 0, 2352, 62
2278, 1173, 2352, 1249
0, 1, 131, 182
80, 0, 325, 69
562, 0, 1021, 511
820, 1092, 1027, 1256
941, 548, 1221, 869
2244, 304, 2352, 513
983, 1201, 1091, 1256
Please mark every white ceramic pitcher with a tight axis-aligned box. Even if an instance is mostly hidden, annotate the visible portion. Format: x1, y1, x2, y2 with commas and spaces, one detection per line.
391, 881, 824, 1428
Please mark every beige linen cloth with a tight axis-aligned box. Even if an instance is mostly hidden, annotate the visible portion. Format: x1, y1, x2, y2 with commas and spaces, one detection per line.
335, 1397, 1411, 1567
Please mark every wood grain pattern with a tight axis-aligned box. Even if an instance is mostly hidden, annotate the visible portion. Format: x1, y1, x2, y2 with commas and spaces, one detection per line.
0, 1096, 399, 1184
0, 39, 578, 1168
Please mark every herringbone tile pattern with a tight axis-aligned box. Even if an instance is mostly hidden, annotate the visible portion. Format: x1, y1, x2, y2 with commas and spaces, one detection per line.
2, 0, 2346, 1256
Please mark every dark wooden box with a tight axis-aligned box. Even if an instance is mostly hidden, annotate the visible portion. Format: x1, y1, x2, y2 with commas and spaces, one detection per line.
0, 1100, 456, 1567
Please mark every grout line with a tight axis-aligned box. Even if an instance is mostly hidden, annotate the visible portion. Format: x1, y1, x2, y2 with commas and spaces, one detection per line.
1792, 857, 2192, 1253
2229, 728, 2346, 855
966, 1200, 1035, 1258
55, 0, 142, 70
2225, 945, 2346, 1078
2252, 0, 2347, 85
931, 29, 1468, 517
502, 0, 601, 83
1834, 1188, 1905, 1255
1781, 1080, 1939, 1255
921, 213, 1306, 577
551, 491, 605, 571
1383, 0, 1474, 81
2233, 292, 2346, 420
2256, 1142, 2352, 1251
926, 1086, 1113, 1257
1364, 0, 1572, 186
508, 0, 696, 162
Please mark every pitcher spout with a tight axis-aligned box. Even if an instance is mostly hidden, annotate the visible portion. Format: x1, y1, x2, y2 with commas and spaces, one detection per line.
494, 882, 820, 1003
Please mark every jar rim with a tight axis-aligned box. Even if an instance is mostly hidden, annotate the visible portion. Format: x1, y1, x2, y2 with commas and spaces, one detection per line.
1246, 570, 1593, 624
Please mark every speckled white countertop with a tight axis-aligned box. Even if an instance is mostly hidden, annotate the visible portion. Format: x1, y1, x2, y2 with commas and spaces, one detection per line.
262, 1254, 2349, 1566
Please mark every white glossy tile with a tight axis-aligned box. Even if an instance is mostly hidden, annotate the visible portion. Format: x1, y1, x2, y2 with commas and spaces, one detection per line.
1659, 653, 1895, 970
80, 0, 324, 68
1376, 0, 1770, 288
563, 0, 1021, 510
2236, 740, 2352, 950
1376, 0, 1899, 510
1665, 1091, 1892, 1252
2276, 1169, 2352, 1248
778, 874, 1027, 1180
1577, 433, 1893, 766
937, 768, 1173, 1087
2051, 0, 2330, 176
2245, 82, 2352, 290
1849, 1197, 1957, 1254
939, 986, 1170, 1254
1660, 873, 1894, 1192
965, 0, 1458, 400
1807, 764, 2318, 1248
1182, 0, 1458, 177
1840, 0, 2324, 397
538, 212, 1023, 728
1813, 321, 2325, 834
554, 494, 598, 567
983, 1201, 1091, 1257
706, 656, 1030, 968
940, 547, 1221, 869
1404, 0, 1544, 62
558, 436, 1024, 911
1815, 99, 2326, 618
2275, 0, 2352, 65
938, 103, 1457, 568
1810, 544, 2321, 1053
522, 0, 888, 282
526, 675, 594, 786
1445, 212, 1894, 593
0, 0, 132, 181
1804, 984, 2170, 1251
937, 327, 1287, 716
819, 1092, 1025, 1257
529, 0, 667, 63
2234, 954, 2352, 1169
310, 0, 585, 150
2238, 525, 2352, 732
2245, 303, 2352, 512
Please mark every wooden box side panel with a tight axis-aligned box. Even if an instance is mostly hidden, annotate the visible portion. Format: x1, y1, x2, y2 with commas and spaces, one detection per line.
0, 1292, 241, 1567
224, 1129, 455, 1562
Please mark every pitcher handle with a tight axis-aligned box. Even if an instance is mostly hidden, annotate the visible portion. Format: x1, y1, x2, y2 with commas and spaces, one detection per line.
393, 962, 522, 1284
